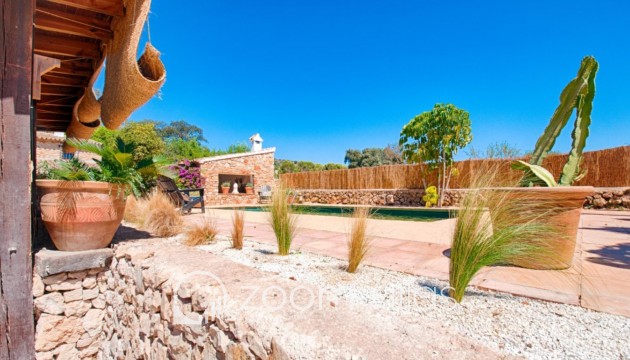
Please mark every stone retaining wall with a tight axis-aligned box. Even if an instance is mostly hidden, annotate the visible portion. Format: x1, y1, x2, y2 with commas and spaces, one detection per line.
295, 187, 630, 210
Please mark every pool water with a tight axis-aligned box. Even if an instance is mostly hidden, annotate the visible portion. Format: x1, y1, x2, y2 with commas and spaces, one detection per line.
225, 205, 453, 222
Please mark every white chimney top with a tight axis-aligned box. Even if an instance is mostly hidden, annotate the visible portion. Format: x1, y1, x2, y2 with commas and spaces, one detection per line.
249, 133, 263, 152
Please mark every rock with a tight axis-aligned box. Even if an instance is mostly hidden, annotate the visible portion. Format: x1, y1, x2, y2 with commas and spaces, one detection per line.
167, 334, 192, 359
83, 287, 99, 300
83, 309, 105, 337
35, 351, 54, 360
65, 300, 92, 317
177, 281, 194, 299
83, 276, 97, 289
48, 278, 82, 291
35, 314, 82, 351
602, 192, 613, 199
63, 288, 83, 302
54, 343, 79, 360
270, 338, 290, 360
68, 270, 87, 280
92, 295, 106, 309
245, 333, 268, 360
33, 274, 45, 297
42, 272, 68, 285
622, 196, 630, 207
592, 198, 607, 208
34, 293, 65, 315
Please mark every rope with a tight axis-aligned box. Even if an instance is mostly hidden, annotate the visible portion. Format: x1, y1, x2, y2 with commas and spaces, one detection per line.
146, 11, 152, 44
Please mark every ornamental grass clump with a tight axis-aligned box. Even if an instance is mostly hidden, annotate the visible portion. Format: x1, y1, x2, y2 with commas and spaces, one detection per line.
347, 207, 372, 273
449, 166, 562, 303
185, 217, 218, 246
268, 183, 297, 255
142, 190, 183, 237
231, 209, 245, 250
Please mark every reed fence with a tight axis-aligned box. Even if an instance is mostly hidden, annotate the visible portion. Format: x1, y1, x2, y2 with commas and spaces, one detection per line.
281, 146, 630, 189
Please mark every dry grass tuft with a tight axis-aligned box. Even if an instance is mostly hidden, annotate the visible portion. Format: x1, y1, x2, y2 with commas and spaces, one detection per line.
347, 207, 372, 273
185, 217, 218, 246
231, 209, 245, 249
141, 190, 183, 237
124, 195, 148, 224
268, 182, 297, 255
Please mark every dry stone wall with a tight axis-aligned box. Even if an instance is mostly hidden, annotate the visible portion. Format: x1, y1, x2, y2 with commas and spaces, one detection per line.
295, 187, 630, 210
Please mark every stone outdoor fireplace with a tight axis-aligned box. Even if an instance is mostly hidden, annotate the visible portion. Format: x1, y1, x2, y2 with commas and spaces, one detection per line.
198, 144, 275, 206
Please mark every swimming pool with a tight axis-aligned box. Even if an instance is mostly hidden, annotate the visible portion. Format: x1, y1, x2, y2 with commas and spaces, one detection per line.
221, 205, 453, 222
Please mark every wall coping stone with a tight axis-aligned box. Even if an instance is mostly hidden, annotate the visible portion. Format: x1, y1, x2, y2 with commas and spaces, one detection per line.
196, 147, 276, 164
34, 248, 113, 277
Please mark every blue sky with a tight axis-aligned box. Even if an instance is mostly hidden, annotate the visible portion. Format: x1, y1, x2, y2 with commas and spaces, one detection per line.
122, 0, 630, 164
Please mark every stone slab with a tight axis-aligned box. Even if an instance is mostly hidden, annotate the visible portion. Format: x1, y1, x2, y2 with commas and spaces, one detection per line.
34, 248, 114, 277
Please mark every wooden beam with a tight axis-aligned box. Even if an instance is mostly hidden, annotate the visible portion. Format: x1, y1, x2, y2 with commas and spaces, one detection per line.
48, 61, 93, 77
0, 0, 37, 357
32, 54, 61, 100
43, 0, 124, 17
40, 84, 84, 96
36, 112, 73, 121
37, 104, 75, 113
34, 32, 102, 59
36, 125, 69, 131
35, 8, 113, 41
38, 94, 79, 106
41, 73, 87, 87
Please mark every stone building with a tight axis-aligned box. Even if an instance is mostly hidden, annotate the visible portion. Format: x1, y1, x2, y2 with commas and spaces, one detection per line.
36, 131, 99, 166
198, 134, 275, 206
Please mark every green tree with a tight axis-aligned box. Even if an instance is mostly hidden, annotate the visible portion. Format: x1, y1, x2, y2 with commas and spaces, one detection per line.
91, 126, 118, 149
157, 120, 207, 142
322, 163, 346, 171
119, 121, 166, 162
165, 138, 212, 160
466, 141, 522, 159
399, 103, 472, 206
344, 146, 403, 169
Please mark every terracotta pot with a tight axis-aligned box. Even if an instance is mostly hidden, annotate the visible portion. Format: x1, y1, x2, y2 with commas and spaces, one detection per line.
490, 186, 593, 270
221, 187, 229, 194
36, 180, 127, 251
245, 187, 253, 194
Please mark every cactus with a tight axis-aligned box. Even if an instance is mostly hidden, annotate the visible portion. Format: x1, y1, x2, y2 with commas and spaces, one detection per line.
515, 56, 598, 186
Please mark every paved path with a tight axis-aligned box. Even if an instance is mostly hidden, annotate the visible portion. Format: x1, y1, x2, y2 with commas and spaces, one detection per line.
185, 209, 630, 317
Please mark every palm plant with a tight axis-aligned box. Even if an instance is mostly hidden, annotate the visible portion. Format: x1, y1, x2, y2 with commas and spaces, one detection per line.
63, 137, 172, 196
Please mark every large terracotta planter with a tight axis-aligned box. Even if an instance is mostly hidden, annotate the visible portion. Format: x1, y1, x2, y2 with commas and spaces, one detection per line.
36, 180, 127, 251
491, 186, 593, 270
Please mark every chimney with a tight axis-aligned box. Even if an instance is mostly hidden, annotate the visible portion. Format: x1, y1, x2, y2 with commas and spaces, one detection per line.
249, 133, 263, 152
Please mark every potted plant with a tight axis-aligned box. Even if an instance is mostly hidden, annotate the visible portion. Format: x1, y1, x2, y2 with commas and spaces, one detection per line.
497, 56, 598, 270
245, 182, 254, 194
36, 138, 170, 251
221, 182, 230, 194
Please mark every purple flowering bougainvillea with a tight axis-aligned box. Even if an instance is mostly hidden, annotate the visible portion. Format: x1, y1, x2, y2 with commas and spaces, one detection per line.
171, 159, 205, 189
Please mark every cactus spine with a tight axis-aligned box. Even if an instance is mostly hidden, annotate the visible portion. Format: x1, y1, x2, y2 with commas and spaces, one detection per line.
529, 56, 598, 186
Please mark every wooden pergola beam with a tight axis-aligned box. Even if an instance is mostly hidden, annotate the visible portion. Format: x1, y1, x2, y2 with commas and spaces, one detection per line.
40, 84, 84, 96
0, 0, 37, 357
34, 32, 102, 59
32, 54, 61, 100
35, 8, 113, 41
49, 61, 93, 77
42, 73, 88, 87
43, 0, 124, 17
36, 112, 73, 121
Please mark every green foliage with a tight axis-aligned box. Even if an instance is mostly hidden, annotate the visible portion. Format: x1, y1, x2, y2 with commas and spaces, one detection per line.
57, 138, 173, 197
422, 186, 439, 207
466, 141, 522, 159
516, 56, 598, 187
511, 160, 558, 187
399, 103, 472, 206
268, 184, 297, 255
157, 120, 206, 142
344, 145, 403, 169
91, 121, 166, 162
165, 138, 212, 160
275, 159, 346, 175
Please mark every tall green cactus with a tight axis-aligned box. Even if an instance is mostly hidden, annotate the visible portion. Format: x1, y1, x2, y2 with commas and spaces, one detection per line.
521, 56, 598, 186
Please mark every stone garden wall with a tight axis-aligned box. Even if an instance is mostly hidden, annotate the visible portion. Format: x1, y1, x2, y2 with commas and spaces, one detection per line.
295, 187, 630, 209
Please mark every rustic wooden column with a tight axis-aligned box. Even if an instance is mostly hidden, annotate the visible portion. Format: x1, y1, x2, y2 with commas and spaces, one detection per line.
0, 0, 36, 358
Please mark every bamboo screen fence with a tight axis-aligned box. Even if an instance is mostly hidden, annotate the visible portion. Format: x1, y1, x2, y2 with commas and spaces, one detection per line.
281, 146, 630, 189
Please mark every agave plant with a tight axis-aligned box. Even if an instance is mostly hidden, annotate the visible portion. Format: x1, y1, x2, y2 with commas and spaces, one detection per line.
55, 137, 173, 196
513, 56, 598, 187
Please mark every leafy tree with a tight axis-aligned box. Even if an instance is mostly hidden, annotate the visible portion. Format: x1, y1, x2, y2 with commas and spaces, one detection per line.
467, 141, 522, 159
165, 138, 212, 160
344, 146, 403, 169
322, 163, 346, 171
274, 159, 346, 175
91, 121, 165, 162
157, 120, 207, 142
399, 103, 472, 206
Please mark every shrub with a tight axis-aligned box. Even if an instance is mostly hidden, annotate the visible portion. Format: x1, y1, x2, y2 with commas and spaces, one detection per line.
184, 217, 218, 246
171, 159, 205, 189
142, 190, 183, 237
231, 209, 245, 249
422, 186, 439, 207
347, 207, 372, 273
268, 183, 297, 255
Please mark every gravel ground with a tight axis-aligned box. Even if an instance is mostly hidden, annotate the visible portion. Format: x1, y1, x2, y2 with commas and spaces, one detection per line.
187, 235, 630, 360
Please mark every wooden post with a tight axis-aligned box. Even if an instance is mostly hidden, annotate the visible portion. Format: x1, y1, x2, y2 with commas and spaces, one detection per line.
0, 0, 37, 358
